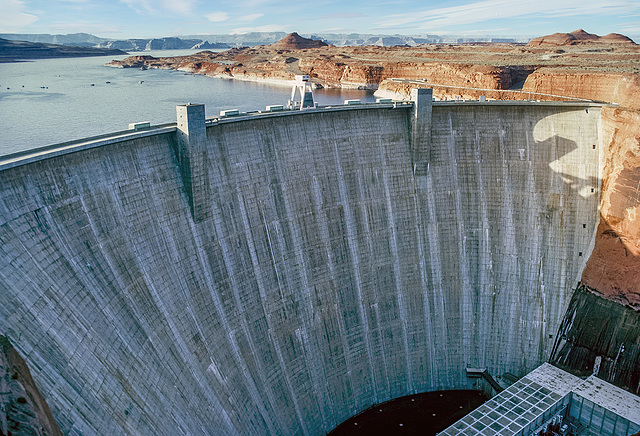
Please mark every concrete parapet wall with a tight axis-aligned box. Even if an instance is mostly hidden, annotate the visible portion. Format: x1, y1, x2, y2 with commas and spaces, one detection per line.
0, 103, 602, 435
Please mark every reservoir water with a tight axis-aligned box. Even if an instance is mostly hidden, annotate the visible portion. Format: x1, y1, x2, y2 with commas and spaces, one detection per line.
0, 49, 375, 156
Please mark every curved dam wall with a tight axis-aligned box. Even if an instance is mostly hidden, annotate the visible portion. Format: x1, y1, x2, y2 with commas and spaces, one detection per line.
0, 100, 601, 435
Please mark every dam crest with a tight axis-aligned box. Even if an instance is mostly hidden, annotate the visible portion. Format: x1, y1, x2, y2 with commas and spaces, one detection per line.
0, 93, 603, 434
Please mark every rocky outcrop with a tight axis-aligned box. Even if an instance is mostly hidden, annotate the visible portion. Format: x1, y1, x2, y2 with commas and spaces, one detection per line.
600, 33, 637, 44
106, 48, 536, 91
0, 336, 62, 435
550, 285, 640, 393
269, 32, 328, 50
105, 31, 639, 94
302, 60, 526, 90
528, 29, 636, 47
521, 69, 640, 108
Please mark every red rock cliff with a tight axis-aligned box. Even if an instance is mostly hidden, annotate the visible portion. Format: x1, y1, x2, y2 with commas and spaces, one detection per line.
581, 107, 640, 308
522, 69, 640, 108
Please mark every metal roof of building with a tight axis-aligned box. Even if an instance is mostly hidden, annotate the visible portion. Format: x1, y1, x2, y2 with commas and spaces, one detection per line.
573, 375, 640, 425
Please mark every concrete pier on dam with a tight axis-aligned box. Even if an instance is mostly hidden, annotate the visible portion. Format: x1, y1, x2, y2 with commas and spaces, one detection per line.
0, 94, 603, 435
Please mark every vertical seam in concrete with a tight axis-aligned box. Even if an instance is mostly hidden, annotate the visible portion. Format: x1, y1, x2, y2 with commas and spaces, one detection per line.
236, 191, 309, 436
208, 192, 285, 434
412, 180, 436, 389
422, 171, 450, 387
523, 122, 546, 364
492, 122, 518, 366
446, 112, 472, 378
352, 166, 391, 400
310, 174, 366, 410
266, 119, 333, 431
331, 134, 378, 400
381, 167, 413, 393
472, 127, 492, 369
186, 212, 278, 435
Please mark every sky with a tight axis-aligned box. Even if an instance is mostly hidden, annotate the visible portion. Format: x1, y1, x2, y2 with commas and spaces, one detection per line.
1, 0, 639, 40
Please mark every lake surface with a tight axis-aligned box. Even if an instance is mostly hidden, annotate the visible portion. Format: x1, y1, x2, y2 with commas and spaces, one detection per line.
0, 50, 375, 156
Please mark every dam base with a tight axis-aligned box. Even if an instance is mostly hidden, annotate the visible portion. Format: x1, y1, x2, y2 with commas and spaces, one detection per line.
328, 390, 487, 435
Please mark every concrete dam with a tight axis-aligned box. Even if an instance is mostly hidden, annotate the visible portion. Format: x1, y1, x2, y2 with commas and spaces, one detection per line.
0, 92, 603, 435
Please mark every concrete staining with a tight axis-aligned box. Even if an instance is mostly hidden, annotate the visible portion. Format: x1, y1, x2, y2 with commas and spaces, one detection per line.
0, 99, 602, 435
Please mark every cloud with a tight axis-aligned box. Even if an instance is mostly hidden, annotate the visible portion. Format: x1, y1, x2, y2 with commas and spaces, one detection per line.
239, 13, 264, 21
0, 0, 37, 31
120, 0, 196, 16
319, 27, 351, 32
49, 21, 124, 34
162, 0, 197, 15
119, 0, 155, 14
206, 12, 229, 22
231, 24, 289, 34
619, 22, 640, 31
376, 0, 638, 30
320, 12, 366, 19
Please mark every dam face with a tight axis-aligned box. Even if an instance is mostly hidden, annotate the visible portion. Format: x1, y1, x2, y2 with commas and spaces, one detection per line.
0, 100, 601, 435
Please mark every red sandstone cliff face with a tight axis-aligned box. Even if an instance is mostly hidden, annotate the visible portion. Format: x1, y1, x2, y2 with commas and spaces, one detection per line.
516, 69, 640, 309
107, 52, 525, 91
298, 58, 520, 89
522, 69, 640, 108
581, 107, 640, 308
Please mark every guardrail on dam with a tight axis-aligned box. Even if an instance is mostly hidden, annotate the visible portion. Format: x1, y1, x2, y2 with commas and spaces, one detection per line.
0, 93, 603, 435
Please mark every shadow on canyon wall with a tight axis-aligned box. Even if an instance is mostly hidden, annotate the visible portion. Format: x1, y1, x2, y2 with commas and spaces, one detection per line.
507, 124, 640, 395
549, 149, 640, 394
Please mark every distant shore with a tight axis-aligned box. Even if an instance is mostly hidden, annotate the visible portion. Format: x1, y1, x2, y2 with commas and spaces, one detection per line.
0, 38, 126, 62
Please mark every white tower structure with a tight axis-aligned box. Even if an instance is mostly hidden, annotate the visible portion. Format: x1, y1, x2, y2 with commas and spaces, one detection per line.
288, 75, 315, 109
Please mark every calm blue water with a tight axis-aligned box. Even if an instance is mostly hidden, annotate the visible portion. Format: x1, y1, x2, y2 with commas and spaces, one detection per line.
0, 50, 375, 156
